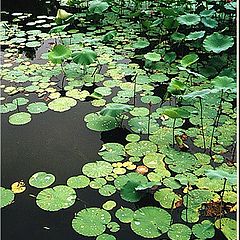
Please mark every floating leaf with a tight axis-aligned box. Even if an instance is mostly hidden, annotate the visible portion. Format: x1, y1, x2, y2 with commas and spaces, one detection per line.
132, 39, 150, 49
82, 161, 113, 178
131, 207, 171, 238
203, 33, 234, 53
107, 222, 120, 232
180, 53, 199, 67
115, 207, 134, 223
192, 220, 215, 239
167, 223, 192, 240
120, 181, 143, 202
27, 102, 48, 114
99, 184, 116, 196
215, 218, 237, 240
29, 172, 55, 188
186, 31, 205, 40
67, 175, 90, 189
168, 79, 186, 95
205, 169, 237, 185
11, 181, 26, 193
9, 112, 32, 125
102, 200, 116, 210
96, 234, 116, 240
36, 185, 76, 211
72, 208, 111, 236
144, 52, 161, 62
0, 187, 14, 208
89, 0, 109, 14
48, 97, 77, 112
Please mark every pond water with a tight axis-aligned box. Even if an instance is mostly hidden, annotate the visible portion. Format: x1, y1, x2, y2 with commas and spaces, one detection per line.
1, 1, 236, 240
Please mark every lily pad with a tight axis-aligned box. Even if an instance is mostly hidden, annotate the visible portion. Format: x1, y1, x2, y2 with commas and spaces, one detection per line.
29, 172, 55, 188
144, 52, 161, 62
9, 112, 32, 125
215, 218, 236, 240
102, 200, 116, 210
82, 161, 113, 178
96, 234, 116, 240
48, 45, 72, 64
115, 207, 134, 223
167, 223, 192, 240
48, 97, 77, 112
131, 207, 171, 238
0, 187, 14, 208
27, 102, 48, 114
177, 14, 200, 26
72, 208, 111, 237
67, 175, 90, 189
192, 220, 215, 239
36, 185, 76, 211
99, 184, 116, 196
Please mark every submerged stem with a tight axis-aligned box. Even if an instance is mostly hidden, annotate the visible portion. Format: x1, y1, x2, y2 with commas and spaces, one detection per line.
219, 178, 227, 229
172, 118, 176, 147
199, 97, 206, 151
147, 103, 152, 140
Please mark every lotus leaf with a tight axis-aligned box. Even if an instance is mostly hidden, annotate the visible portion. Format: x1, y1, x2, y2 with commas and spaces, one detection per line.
9, 112, 32, 125
131, 207, 171, 238
66, 89, 90, 100
48, 97, 77, 112
154, 188, 181, 209
177, 14, 200, 26
100, 103, 133, 118
36, 185, 76, 211
132, 39, 150, 49
48, 45, 72, 64
168, 79, 186, 95
114, 172, 148, 190
102, 200, 116, 210
205, 169, 237, 185
203, 33, 234, 53
212, 76, 236, 92
0, 187, 14, 208
163, 177, 181, 189
72, 208, 111, 237
126, 134, 140, 142
144, 52, 161, 62
0, 103, 17, 114
186, 31, 205, 40
82, 161, 113, 178
107, 222, 120, 232
223, 191, 237, 204
49, 24, 69, 33
97, 234, 116, 240
27, 102, 48, 114
99, 143, 125, 162
99, 184, 116, 196
167, 223, 192, 240
67, 175, 90, 188
181, 208, 200, 223
89, 0, 109, 14
202, 17, 218, 28
115, 207, 134, 223
141, 95, 161, 104
128, 117, 159, 134
120, 181, 143, 202
143, 152, 165, 168
180, 53, 199, 68
12, 97, 29, 105
72, 49, 97, 65
102, 31, 117, 42
125, 140, 157, 157
84, 113, 119, 131
130, 107, 149, 117
215, 218, 236, 240
29, 171, 55, 188
162, 106, 190, 119
90, 178, 107, 189
192, 220, 215, 239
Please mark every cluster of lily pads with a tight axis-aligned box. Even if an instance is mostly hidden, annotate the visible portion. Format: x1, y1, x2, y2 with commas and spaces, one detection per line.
0, 0, 237, 239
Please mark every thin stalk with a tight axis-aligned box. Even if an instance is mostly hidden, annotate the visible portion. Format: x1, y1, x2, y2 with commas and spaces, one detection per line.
60, 63, 66, 90
132, 74, 138, 106
231, 141, 236, 162
147, 103, 152, 139
172, 118, 176, 147
199, 97, 206, 151
16, 99, 20, 112
170, 198, 175, 225
219, 178, 227, 229
210, 90, 224, 156
185, 182, 189, 223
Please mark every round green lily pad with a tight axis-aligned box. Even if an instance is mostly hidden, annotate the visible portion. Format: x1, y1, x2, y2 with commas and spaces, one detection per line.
192, 220, 215, 239
9, 112, 32, 125
90, 178, 107, 189
115, 207, 134, 223
67, 175, 90, 189
29, 171, 55, 188
12, 97, 29, 105
72, 208, 111, 237
107, 222, 120, 232
0, 187, 15, 208
0, 103, 17, 114
126, 134, 140, 142
82, 161, 113, 178
131, 207, 171, 238
167, 223, 192, 240
27, 102, 48, 114
99, 184, 116, 196
36, 185, 76, 211
48, 97, 77, 112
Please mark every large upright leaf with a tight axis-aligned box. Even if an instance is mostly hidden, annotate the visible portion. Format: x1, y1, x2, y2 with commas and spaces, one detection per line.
48, 45, 72, 64
88, 0, 109, 14
177, 14, 200, 26
180, 53, 199, 67
72, 49, 97, 65
203, 33, 234, 53
205, 169, 237, 185
162, 107, 190, 119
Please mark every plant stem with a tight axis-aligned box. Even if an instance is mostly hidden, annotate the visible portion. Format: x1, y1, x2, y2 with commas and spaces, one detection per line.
185, 182, 189, 223
199, 97, 206, 151
132, 74, 138, 106
147, 103, 152, 139
210, 90, 224, 157
219, 178, 227, 229
170, 198, 175, 225
172, 118, 176, 147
